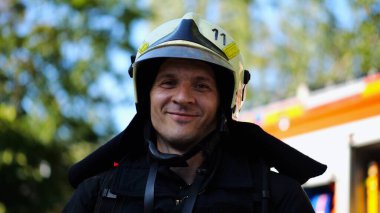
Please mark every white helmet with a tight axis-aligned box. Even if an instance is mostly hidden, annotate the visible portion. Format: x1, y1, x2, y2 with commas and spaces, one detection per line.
131, 12, 250, 120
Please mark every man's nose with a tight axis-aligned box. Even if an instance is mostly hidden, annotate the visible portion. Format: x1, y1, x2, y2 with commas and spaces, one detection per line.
172, 83, 195, 104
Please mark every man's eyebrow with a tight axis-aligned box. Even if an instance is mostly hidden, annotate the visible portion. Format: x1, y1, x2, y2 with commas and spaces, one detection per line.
194, 76, 215, 83
155, 73, 176, 79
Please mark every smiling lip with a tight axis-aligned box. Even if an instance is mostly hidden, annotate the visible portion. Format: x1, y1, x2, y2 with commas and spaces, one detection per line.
167, 112, 199, 122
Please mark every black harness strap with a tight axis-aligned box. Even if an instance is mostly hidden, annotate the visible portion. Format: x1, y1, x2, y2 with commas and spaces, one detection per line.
94, 171, 118, 213
260, 159, 270, 213
181, 146, 222, 213
181, 170, 206, 213
249, 158, 271, 213
144, 161, 158, 213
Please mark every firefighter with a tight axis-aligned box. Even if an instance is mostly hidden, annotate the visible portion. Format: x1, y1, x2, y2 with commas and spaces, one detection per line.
64, 13, 326, 212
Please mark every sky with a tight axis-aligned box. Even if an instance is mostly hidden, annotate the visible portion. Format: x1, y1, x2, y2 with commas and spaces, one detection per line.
109, 20, 149, 130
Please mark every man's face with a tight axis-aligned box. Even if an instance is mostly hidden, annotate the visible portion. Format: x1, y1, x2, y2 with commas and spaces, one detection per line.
150, 59, 219, 154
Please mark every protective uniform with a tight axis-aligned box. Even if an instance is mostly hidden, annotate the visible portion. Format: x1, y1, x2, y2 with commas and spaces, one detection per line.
64, 13, 326, 213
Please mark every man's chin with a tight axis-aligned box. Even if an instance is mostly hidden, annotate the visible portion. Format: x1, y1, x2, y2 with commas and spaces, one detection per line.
161, 135, 201, 154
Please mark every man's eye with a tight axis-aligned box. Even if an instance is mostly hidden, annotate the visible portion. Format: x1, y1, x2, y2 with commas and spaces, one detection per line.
160, 80, 176, 88
195, 83, 211, 90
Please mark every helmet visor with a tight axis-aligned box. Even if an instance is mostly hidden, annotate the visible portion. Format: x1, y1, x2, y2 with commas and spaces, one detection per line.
135, 44, 233, 72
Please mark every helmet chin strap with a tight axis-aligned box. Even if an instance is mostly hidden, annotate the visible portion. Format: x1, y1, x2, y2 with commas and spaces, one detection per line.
143, 121, 219, 167
218, 110, 229, 132
144, 108, 228, 166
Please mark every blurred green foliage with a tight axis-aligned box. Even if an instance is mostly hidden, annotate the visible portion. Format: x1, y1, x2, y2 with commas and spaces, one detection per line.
0, 0, 144, 212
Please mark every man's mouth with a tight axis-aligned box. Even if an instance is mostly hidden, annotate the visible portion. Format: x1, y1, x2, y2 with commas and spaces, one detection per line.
167, 112, 199, 122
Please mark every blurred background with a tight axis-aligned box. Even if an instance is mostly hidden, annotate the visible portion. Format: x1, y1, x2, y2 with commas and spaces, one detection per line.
0, 0, 379, 212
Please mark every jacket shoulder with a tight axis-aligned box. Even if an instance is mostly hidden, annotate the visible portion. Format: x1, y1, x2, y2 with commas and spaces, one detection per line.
268, 171, 315, 212
227, 120, 327, 184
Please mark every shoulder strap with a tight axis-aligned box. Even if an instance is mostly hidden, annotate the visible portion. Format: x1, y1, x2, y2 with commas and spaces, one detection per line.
260, 159, 270, 213
94, 169, 119, 213
250, 158, 271, 213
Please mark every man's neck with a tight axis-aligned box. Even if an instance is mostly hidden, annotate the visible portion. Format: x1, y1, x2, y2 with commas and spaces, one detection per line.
156, 138, 205, 184
156, 136, 197, 156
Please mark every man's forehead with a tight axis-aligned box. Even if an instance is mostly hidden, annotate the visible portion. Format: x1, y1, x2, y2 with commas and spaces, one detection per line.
157, 58, 215, 78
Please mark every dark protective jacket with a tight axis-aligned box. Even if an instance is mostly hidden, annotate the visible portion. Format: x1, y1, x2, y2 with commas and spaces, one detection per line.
64, 114, 327, 212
